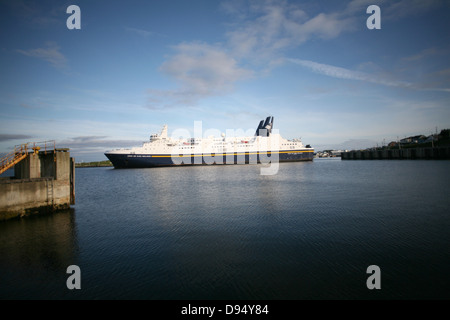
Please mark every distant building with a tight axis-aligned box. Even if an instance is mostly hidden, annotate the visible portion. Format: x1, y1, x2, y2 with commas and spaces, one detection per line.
331, 150, 344, 156
388, 141, 398, 148
315, 150, 345, 158
425, 135, 436, 143
400, 135, 427, 145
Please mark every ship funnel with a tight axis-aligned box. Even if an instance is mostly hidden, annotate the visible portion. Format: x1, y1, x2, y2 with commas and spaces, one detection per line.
269, 117, 274, 135
255, 116, 274, 136
263, 116, 271, 129
255, 120, 264, 136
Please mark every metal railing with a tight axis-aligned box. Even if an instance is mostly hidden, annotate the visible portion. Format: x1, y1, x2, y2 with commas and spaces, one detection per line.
0, 140, 56, 175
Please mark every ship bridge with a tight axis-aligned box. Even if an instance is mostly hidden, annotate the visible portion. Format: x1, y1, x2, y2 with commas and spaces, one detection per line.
150, 125, 168, 141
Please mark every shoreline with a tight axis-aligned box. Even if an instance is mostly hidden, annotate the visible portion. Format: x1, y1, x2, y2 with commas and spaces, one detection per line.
75, 161, 112, 168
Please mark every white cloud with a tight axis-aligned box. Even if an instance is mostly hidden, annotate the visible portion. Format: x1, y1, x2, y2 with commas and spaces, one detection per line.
148, 1, 358, 107
147, 42, 252, 107
223, 0, 447, 63
225, 0, 355, 61
17, 41, 67, 69
148, 0, 449, 108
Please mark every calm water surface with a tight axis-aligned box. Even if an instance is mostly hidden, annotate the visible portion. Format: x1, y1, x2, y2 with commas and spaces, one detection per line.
1, 159, 449, 299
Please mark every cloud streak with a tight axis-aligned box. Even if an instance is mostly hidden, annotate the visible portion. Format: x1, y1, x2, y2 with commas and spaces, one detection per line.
0, 134, 34, 143
125, 26, 159, 38
288, 58, 450, 93
287, 58, 412, 88
54, 136, 145, 161
17, 41, 67, 69
59, 136, 143, 149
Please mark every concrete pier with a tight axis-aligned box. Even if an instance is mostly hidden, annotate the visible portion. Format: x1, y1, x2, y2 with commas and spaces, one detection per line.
0, 149, 75, 221
341, 147, 450, 160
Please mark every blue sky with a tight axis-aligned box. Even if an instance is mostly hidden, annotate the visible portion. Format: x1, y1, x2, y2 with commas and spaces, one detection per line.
1, 0, 449, 161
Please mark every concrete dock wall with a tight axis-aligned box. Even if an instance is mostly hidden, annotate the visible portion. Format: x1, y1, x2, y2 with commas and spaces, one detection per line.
1, 149, 75, 221
0, 178, 70, 221
342, 147, 450, 160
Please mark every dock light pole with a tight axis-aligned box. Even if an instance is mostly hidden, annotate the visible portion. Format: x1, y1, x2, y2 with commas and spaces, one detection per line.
431, 132, 434, 148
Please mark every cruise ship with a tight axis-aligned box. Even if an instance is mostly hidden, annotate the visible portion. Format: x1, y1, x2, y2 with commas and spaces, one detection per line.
104, 116, 314, 168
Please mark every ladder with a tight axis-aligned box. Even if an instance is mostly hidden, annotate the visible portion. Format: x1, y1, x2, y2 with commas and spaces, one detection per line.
47, 178, 55, 209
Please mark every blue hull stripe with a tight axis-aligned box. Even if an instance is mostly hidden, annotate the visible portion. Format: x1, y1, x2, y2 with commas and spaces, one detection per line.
105, 150, 314, 168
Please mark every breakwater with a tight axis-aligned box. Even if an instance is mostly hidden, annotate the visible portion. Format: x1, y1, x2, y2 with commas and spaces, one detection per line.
341, 146, 450, 160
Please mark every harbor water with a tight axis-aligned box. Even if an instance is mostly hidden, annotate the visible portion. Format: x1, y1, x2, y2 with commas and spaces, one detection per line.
1, 159, 449, 299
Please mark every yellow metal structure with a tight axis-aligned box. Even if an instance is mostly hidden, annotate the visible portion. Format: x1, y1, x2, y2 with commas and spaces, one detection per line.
0, 144, 29, 175
0, 141, 56, 175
